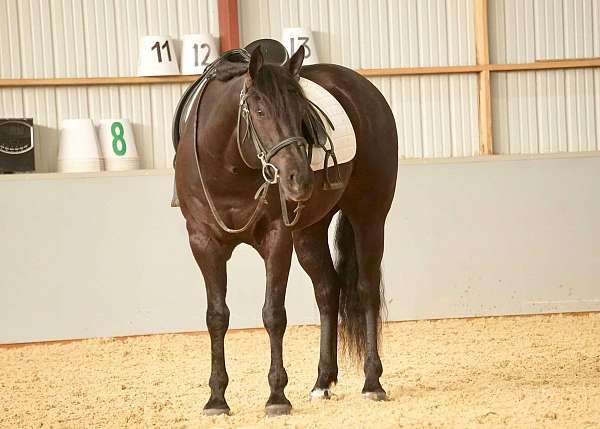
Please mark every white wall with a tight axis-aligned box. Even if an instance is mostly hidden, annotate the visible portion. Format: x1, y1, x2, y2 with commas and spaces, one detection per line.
3, 0, 599, 162
239, 0, 600, 158
0, 0, 219, 171
489, 0, 600, 155
239, 0, 476, 68
489, 0, 599, 63
2, 155, 600, 344
492, 69, 600, 155
239, 0, 481, 159
0, 0, 219, 78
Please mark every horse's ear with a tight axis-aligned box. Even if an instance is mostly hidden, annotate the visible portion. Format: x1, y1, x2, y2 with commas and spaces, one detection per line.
288, 45, 305, 77
249, 46, 264, 80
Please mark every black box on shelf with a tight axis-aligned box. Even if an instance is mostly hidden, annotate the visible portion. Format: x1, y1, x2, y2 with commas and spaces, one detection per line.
0, 118, 35, 173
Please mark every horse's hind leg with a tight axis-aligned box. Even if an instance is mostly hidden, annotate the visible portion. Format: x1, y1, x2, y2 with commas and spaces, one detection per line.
337, 210, 387, 400
353, 218, 386, 399
188, 232, 234, 415
256, 226, 294, 416
293, 212, 340, 399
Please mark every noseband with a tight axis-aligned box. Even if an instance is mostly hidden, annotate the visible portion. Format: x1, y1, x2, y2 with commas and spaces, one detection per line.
236, 82, 308, 186
193, 76, 306, 234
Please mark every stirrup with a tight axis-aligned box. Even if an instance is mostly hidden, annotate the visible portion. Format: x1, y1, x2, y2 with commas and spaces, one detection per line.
322, 179, 344, 191
321, 149, 344, 191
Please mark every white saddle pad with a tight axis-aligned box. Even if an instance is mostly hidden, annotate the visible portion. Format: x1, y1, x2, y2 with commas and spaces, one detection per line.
300, 77, 356, 171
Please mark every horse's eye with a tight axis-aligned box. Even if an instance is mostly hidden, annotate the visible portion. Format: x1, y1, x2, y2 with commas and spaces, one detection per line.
256, 109, 265, 117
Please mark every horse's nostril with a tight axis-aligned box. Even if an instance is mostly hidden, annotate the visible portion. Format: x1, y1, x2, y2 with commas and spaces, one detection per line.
289, 173, 296, 183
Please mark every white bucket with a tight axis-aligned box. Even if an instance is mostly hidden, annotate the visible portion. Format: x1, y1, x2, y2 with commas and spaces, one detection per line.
57, 119, 103, 173
96, 119, 139, 171
281, 27, 319, 65
137, 36, 180, 77
180, 33, 219, 75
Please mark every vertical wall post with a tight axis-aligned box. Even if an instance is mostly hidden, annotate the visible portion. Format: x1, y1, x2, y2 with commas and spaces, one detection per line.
475, 0, 493, 155
218, 0, 240, 52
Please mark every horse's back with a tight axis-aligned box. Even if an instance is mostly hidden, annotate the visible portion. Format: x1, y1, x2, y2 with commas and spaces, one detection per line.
300, 64, 398, 207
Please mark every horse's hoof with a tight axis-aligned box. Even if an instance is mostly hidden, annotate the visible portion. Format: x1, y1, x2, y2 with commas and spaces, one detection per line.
309, 388, 332, 400
265, 403, 292, 417
362, 391, 387, 401
203, 407, 230, 416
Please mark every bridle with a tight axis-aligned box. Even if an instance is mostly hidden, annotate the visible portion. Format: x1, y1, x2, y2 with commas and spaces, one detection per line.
236, 81, 308, 186
192, 75, 307, 234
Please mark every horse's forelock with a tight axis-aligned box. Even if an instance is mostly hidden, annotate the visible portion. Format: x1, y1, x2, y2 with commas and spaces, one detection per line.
253, 65, 307, 112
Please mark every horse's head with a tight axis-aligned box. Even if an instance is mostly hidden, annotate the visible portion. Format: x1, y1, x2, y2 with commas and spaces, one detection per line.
244, 46, 314, 203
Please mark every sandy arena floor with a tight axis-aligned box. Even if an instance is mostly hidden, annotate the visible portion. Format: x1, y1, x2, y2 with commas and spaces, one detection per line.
1, 313, 599, 428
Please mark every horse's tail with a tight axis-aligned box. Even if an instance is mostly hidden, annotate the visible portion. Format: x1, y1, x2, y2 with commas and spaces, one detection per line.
335, 212, 384, 361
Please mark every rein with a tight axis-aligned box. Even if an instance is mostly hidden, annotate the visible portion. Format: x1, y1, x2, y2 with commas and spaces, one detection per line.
192, 68, 305, 234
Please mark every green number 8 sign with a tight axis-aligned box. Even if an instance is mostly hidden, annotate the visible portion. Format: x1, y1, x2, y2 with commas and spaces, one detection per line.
111, 121, 127, 156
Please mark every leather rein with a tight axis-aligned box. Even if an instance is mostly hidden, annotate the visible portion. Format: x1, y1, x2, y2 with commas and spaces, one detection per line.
192, 73, 306, 234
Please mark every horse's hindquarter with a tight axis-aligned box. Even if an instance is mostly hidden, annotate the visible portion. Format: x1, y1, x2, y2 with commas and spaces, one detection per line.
300, 65, 398, 211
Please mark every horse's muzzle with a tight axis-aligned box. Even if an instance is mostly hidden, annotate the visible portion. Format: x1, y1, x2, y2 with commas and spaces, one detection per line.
282, 167, 314, 202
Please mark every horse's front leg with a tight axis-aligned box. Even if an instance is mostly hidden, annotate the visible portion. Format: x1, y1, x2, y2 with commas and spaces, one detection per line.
293, 213, 340, 400
257, 225, 294, 416
188, 232, 234, 416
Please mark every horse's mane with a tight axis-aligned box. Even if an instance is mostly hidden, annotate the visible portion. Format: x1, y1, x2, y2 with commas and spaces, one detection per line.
215, 61, 248, 81
215, 62, 308, 109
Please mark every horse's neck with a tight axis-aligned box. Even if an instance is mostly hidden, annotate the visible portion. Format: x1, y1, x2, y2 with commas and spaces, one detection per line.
200, 76, 246, 168
199, 76, 259, 189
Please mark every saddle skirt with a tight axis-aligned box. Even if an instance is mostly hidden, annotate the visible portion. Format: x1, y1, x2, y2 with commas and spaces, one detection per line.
299, 78, 356, 171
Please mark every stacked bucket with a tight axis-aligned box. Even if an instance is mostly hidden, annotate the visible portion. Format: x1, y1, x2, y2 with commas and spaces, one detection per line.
57, 119, 139, 173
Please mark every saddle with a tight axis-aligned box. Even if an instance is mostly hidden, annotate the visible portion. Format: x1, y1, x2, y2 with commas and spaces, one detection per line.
171, 39, 342, 207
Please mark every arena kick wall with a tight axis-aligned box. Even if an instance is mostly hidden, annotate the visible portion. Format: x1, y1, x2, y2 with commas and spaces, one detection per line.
1, 155, 600, 344
1, 1, 599, 343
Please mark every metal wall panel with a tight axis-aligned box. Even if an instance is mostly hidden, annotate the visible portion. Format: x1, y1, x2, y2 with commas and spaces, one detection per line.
0, 0, 217, 171
489, 0, 600, 64
372, 74, 480, 158
488, 0, 600, 155
0, 0, 219, 78
239, 0, 479, 159
492, 69, 600, 154
239, 0, 476, 68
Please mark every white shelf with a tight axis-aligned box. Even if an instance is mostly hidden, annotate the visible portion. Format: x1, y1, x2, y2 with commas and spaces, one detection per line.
0, 168, 174, 182
2, 152, 599, 183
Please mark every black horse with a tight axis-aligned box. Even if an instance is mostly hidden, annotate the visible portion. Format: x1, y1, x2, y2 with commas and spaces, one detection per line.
174, 45, 397, 416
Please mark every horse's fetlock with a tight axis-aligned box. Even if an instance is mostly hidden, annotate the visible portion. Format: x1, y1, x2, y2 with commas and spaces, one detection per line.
364, 357, 383, 377
268, 368, 288, 389
209, 372, 229, 391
